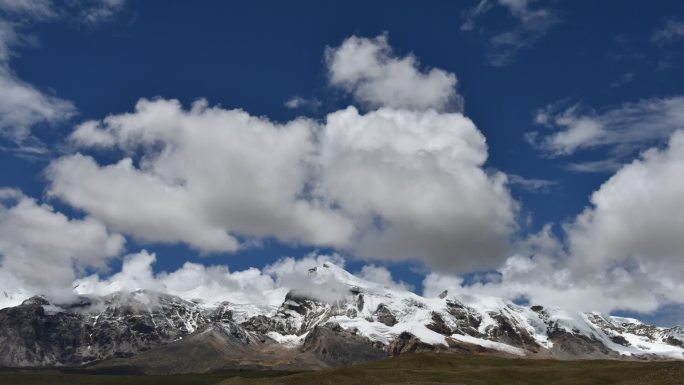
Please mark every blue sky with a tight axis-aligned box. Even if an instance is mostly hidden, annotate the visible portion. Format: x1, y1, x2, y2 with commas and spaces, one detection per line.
1, 0, 684, 325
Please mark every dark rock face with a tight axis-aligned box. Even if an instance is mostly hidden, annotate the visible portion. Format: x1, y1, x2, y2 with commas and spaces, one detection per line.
547, 325, 614, 358
666, 336, 684, 348
610, 335, 631, 347
388, 332, 446, 355
0, 294, 211, 367
374, 304, 398, 326
488, 313, 540, 352
445, 299, 482, 335
427, 312, 452, 336
0, 299, 90, 366
242, 314, 282, 335
89, 322, 273, 374
302, 323, 386, 366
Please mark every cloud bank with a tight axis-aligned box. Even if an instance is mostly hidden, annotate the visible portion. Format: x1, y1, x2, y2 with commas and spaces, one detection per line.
74, 251, 409, 307
0, 188, 124, 303
425, 130, 684, 318
47, 35, 517, 272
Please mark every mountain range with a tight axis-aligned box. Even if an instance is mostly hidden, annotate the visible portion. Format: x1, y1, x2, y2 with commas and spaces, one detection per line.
1, 262, 682, 373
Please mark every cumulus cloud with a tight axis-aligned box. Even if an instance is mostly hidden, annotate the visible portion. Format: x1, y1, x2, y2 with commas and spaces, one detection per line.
50, 98, 355, 253
0, 33, 517, 306
426, 132, 684, 318
75, 250, 288, 307
423, 253, 678, 315
422, 224, 678, 315
50, 79, 517, 271
0, 188, 124, 303
318, 106, 516, 271
528, 96, 684, 171
566, 130, 684, 277
460, 0, 560, 66
325, 35, 461, 111
357, 264, 413, 291
74, 251, 413, 307
263, 253, 350, 303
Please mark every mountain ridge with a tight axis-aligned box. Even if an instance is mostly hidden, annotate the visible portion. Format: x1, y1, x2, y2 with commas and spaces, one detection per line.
0, 262, 682, 372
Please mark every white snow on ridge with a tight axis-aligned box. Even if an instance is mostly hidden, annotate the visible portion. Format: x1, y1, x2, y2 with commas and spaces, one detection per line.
450, 334, 525, 356
291, 263, 684, 359
1, 261, 682, 360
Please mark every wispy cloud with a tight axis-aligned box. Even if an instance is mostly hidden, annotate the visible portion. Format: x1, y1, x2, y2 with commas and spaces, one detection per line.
609, 71, 636, 88
0, 0, 128, 142
650, 18, 684, 70
284, 96, 321, 111
527, 96, 684, 172
507, 174, 558, 193
651, 19, 684, 47
460, 0, 561, 67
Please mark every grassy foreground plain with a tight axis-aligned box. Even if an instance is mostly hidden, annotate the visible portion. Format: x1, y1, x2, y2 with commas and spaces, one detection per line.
1, 353, 683, 385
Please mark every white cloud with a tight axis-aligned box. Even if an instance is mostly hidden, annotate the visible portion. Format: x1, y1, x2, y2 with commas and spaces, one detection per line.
0, 0, 127, 141
74, 252, 413, 307
422, 224, 679, 315
284, 96, 321, 110
423, 253, 677, 315
564, 159, 622, 173
75, 250, 287, 307
461, 0, 560, 66
425, 132, 684, 317
357, 264, 413, 291
528, 96, 684, 171
325, 35, 460, 111
566, 130, 684, 277
263, 253, 350, 303
51, 94, 517, 271
51, 98, 354, 253
507, 174, 557, 193
318, 106, 516, 271
47, 154, 242, 252
37, 35, 518, 303
0, 188, 124, 303
0, 20, 76, 140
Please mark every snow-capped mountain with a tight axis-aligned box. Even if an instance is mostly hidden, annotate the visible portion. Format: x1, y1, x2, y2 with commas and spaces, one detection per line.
0, 262, 682, 371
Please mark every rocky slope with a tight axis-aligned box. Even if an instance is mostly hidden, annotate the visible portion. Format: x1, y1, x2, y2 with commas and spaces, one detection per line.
0, 263, 682, 371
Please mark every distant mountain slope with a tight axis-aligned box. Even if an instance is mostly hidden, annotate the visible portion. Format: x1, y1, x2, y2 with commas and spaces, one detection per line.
0, 263, 682, 371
